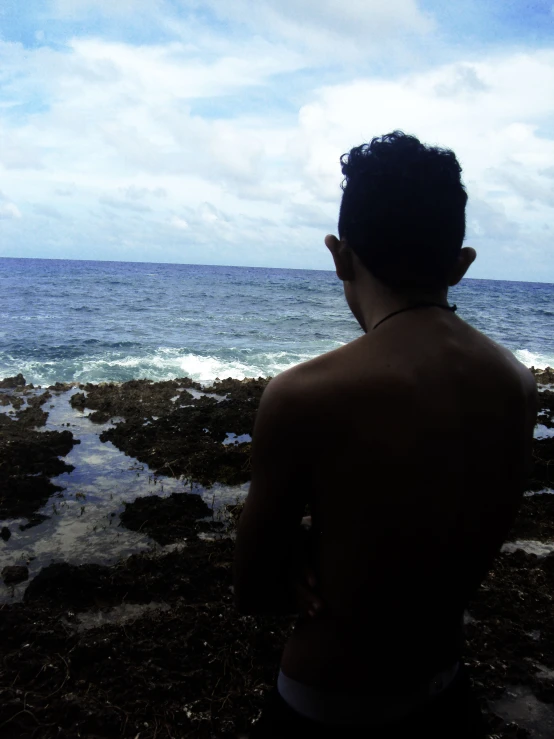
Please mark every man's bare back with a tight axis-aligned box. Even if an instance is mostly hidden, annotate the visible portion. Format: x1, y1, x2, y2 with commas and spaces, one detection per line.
234, 133, 539, 733
278, 307, 538, 692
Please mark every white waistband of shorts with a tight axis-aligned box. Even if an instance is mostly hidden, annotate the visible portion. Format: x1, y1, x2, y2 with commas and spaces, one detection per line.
277, 661, 460, 726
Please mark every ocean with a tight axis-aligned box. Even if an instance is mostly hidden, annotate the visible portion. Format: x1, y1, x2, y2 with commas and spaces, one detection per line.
1, 257, 553, 384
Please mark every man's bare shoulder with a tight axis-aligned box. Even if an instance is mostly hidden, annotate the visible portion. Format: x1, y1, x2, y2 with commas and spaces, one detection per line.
470, 325, 538, 398
262, 336, 400, 415
266, 338, 357, 389
265, 325, 537, 416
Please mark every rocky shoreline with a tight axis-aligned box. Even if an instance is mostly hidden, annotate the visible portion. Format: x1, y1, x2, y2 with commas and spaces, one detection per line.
0, 370, 553, 737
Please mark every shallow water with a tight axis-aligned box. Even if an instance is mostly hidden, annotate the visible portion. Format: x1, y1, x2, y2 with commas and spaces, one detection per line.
0, 388, 249, 603
491, 685, 554, 738
65, 601, 172, 632
535, 424, 554, 440
501, 540, 554, 557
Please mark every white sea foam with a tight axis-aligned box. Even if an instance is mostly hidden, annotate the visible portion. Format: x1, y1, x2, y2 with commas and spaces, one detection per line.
514, 349, 554, 370
2, 338, 551, 388
3, 343, 552, 387
80, 353, 267, 383
6, 349, 317, 386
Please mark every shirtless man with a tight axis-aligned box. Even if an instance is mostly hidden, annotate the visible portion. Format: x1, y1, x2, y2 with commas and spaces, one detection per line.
234, 131, 538, 737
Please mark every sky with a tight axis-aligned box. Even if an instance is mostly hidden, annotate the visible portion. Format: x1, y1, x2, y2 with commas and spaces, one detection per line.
0, 0, 553, 280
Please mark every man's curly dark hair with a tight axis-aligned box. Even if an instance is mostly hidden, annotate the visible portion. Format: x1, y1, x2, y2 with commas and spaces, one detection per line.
338, 131, 468, 289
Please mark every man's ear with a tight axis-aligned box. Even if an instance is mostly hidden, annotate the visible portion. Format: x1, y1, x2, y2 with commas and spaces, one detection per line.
325, 234, 355, 282
448, 246, 477, 287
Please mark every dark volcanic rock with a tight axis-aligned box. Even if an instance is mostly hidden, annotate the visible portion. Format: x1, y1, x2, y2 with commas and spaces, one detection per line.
23, 539, 236, 610
0, 414, 79, 519
0, 373, 26, 388
1, 527, 552, 738
70, 392, 87, 410
9, 394, 23, 410
2, 538, 293, 738
2, 565, 29, 584
70, 377, 268, 487
467, 549, 554, 713
119, 492, 213, 545
31, 390, 52, 406
542, 552, 554, 586
87, 410, 112, 423
75, 377, 204, 421
48, 381, 76, 392
203, 376, 269, 401
509, 493, 554, 540
529, 438, 554, 491
533, 369, 554, 430
14, 404, 49, 428
101, 406, 254, 486
24, 562, 122, 609
532, 366, 554, 385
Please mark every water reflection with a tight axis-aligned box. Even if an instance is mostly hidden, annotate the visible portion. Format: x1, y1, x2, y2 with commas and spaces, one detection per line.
0, 388, 249, 603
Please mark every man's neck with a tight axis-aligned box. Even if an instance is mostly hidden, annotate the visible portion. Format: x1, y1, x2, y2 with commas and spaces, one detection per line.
357, 278, 449, 333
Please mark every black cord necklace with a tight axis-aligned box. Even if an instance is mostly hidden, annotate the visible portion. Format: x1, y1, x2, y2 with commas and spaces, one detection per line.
372, 302, 457, 331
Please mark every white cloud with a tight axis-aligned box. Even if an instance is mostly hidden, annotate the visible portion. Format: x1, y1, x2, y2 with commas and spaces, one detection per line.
466, 198, 520, 241
0, 128, 45, 170
32, 203, 63, 219
64, 36, 304, 101
198, 202, 227, 224
169, 215, 189, 230
489, 163, 554, 206
50, 0, 434, 60
55, 185, 76, 196
98, 196, 152, 212
434, 64, 490, 96
287, 52, 554, 261
0, 190, 22, 221
0, 15, 553, 278
287, 201, 335, 231
121, 185, 166, 200
53, 0, 165, 17
187, 0, 434, 59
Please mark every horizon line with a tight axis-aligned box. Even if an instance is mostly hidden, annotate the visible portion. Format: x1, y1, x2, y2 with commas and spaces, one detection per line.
1, 256, 553, 285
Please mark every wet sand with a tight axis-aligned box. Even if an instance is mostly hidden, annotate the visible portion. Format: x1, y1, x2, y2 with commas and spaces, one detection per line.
1, 369, 553, 738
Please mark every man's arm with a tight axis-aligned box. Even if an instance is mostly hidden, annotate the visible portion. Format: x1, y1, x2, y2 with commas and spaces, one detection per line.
233, 371, 311, 615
